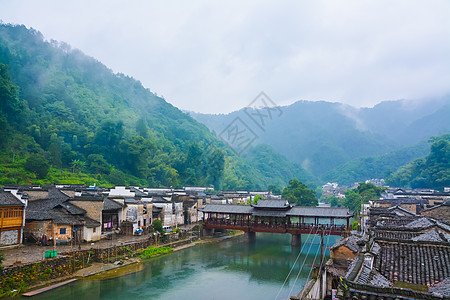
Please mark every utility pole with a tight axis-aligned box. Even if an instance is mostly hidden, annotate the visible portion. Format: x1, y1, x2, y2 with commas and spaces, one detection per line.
319, 227, 324, 299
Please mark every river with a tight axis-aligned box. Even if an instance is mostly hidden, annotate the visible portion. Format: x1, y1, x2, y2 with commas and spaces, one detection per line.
32, 233, 341, 300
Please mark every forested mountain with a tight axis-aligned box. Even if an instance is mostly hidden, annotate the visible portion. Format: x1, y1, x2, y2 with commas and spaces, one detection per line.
386, 134, 450, 190
191, 97, 450, 183
0, 23, 317, 190
322, 140, 431, 186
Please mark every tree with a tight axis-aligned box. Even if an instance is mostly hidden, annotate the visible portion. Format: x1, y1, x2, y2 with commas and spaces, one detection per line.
282, 179, 318, 207
0, 64, 24, 121
247, 194, 262, 205
87, 154, 110, 174
136, 118, 149, 139
343, 190, 363, 213
327, 196, 341, 207
24, 154, 49, 178
207, 149, 225, 190
268, 184, 281, 195
152, 219, 164, 234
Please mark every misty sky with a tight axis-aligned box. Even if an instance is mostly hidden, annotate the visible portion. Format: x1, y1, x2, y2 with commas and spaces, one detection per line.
1, 0, 449, 113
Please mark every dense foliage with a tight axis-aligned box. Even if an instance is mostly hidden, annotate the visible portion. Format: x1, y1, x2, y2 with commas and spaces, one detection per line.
322, 141, 430, 185
281, 179, 318, 207
330, 182, 384, 213
0, 23, 315, 190
386, 134, 450, 190
151, 219, 164, 234
242, 144, 319, 190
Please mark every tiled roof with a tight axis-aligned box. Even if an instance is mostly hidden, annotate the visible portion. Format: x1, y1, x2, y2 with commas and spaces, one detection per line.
0, 191, 24, 207
387, 205, 416, 216
200, 204, 253, 214
26, 188, 69, 212
125, 198, 140, 204
373, 241, 450, 285
429, 277, 450, 297
354, 262, 391, 288
152, 196, 170, 203
103, 198, 124, 211
412, 229, 450, 243
406, 217, 434, 229
200, 204, 353, 218
287, 206, 353, 218
331, 235, 366, 252
26, 207, 83, 225
252, 199, 290, 209
372, 229, 419, 241
60, 202, 86, 215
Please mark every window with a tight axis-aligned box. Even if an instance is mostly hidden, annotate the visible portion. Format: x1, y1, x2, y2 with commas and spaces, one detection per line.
60, 228, 66, 235
93, 227, 96, 233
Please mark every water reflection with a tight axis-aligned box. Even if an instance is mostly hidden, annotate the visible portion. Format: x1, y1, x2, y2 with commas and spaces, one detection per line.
31, 233, 340, 300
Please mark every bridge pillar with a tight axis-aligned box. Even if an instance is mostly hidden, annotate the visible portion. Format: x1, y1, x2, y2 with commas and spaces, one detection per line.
203, 228, 214, 236
244, 231, 256, 243
291, 234, 301, 247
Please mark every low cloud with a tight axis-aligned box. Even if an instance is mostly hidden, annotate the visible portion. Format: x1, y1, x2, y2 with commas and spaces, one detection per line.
1, 0, 449, 113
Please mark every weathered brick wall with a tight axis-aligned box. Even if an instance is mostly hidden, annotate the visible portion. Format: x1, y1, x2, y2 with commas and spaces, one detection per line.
0, 229, 19, 246
400, 204, 417, 214
70, 200, 103, 223
421, 205, 450, 222
24, 220, 53, 239
24, 191, 49, 201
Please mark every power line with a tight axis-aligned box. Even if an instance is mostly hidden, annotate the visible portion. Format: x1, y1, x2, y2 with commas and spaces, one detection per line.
274, 226, 315, 300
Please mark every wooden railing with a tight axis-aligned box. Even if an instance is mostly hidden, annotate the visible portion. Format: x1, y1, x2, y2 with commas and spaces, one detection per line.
204, 218, 349, 236
0, 207, 24, 228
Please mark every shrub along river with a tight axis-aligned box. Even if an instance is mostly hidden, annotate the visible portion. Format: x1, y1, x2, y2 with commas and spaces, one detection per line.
32, 233, 341, 300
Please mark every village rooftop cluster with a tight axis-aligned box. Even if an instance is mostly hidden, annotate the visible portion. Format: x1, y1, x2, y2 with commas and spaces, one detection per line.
0, 184, 277, 249
308, 187, 450, 299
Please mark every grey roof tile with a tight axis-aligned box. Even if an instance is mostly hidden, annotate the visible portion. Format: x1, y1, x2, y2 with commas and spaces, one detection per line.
0, 191, 24, 207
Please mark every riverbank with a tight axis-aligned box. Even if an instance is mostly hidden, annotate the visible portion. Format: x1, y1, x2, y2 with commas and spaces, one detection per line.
16, 231, 243, 297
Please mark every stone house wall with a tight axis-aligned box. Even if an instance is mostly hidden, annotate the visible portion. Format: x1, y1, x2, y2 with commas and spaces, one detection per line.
421, 205, 450, 222
70, 200, 103, 224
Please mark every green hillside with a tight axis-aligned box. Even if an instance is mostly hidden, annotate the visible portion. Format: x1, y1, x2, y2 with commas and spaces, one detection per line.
386, 134, 450, 190
192, 97, 449, 184
322, 140, 430, 186
0, 23, 317, 189
242, 144, 319, 190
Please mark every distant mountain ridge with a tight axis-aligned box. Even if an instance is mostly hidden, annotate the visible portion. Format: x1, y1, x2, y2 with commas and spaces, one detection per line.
191, 96, 450, 183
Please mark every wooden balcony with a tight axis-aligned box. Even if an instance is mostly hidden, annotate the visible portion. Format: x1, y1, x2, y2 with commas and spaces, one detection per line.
0, 207, 24, 229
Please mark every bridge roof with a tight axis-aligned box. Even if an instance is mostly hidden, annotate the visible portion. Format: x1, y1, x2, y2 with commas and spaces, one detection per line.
252, 199, 290, 209
287, 206, 353, 218
200, 204, 253, 214
200, 204, 353, 218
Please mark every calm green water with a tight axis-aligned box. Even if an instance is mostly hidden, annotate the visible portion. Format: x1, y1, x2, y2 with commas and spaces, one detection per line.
33, 233, 340, 300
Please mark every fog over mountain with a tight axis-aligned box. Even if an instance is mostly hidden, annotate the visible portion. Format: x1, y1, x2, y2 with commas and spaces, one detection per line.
191, 96, 450, 182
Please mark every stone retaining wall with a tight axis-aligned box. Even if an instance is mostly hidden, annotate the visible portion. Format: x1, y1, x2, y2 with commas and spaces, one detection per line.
0, 232, 194, 296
